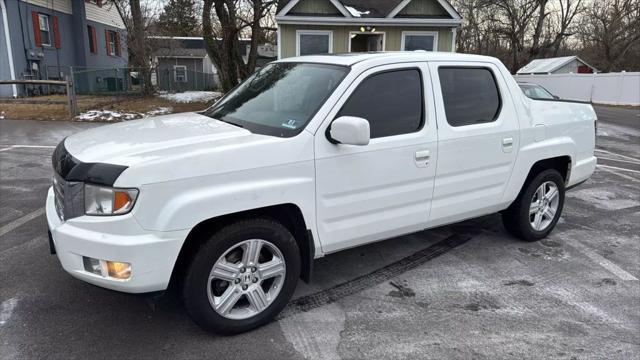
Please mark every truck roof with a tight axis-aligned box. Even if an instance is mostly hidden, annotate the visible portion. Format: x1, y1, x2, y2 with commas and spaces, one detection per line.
276, 51, 500, 67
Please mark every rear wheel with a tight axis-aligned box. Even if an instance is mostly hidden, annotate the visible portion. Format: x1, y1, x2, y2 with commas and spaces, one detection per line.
182, 218, 300, 334
502, 169, 565, 241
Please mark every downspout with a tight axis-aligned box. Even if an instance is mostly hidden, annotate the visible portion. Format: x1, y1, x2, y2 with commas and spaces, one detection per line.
1, 0, 18, 97
277, 24, 282, 59
450, 27, 457, 53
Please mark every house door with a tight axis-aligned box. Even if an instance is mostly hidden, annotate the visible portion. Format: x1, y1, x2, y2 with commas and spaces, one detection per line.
350, 33, 384, 52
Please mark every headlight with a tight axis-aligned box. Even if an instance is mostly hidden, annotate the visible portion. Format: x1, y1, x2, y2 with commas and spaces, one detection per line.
84, 184, 138, 216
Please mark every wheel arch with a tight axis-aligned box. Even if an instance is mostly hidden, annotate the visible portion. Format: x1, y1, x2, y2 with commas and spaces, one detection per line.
505, 155, 572, 210
168, 203, 315, 291
525, 155, 572, 186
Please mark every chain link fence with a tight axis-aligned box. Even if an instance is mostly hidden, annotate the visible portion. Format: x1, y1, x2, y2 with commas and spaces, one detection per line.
2, 66, 221, 118
72, 67, 145, 96
70, 67, 219, 96
154, 68, 218, 92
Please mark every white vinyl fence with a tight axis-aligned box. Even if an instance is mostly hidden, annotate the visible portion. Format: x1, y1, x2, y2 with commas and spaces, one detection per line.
514, 72, 640, 106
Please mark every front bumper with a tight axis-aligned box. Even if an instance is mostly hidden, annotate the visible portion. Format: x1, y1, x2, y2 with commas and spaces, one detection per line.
46, 187, 188, 293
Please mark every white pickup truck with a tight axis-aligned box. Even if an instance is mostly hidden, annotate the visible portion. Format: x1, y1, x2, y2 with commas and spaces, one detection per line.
46, 52, 597, 334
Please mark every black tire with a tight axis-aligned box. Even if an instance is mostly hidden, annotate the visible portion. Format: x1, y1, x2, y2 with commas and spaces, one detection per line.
502, 169, 565, 242
182, 218, 300, 334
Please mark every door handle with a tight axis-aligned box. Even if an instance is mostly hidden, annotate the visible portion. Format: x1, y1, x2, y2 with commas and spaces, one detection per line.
502, 137, 514, 153
415, 150, 430, 167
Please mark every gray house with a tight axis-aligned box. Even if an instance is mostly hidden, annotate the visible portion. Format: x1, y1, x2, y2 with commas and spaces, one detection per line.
0, 0, 128, 97
151, 36, 277, 91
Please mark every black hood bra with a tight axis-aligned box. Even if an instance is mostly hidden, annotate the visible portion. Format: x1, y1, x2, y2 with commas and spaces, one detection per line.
52, 140, 128, 186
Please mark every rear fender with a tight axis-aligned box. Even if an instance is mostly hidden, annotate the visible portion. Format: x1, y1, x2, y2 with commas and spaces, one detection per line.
502, 136, 575, 204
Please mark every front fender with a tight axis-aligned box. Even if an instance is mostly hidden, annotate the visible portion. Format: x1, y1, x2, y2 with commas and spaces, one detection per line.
133, 161, 317, 234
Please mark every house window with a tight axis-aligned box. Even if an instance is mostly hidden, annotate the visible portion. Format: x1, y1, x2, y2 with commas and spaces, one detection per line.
174, 66, 187, 83
87, 26, 97, 53
296, 30, 332, 56
401, 31, 438, 51
38, 14, 51, 46
105, 30, 121, 56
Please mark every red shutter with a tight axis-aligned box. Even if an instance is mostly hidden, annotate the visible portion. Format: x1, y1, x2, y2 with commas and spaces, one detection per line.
53, 16, 61, 49
91, 26, 97, 53
32, 11, 42, 47
115, 32, 121, 56
105, 29, 111, 55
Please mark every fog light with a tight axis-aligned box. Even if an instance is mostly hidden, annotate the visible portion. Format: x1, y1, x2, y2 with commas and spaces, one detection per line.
82, 257, 131, 280
83, 257, 102, 275
107, 261, 131, 280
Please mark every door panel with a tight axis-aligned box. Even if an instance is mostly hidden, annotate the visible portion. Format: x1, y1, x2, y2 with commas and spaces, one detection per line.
428, 62, 520, 227
315, 63, 437, 254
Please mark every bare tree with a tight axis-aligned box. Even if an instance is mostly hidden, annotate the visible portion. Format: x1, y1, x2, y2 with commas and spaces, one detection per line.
202, 0, 277, 92
528, 0, 584, 60
578, 0, 640, 71
489, 0, 541, 73
454, 0, 589, 72
454, 0, 491, 54
548, 0, 584, 56
528, 0, 550, 60
113, 0, 163, 94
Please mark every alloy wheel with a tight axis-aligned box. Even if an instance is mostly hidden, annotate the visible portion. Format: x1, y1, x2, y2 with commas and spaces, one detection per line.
529, 181, 560, 231
207, 239, 286, 320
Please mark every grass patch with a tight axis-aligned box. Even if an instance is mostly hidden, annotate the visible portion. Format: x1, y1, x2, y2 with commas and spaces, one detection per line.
0, 94, 218, 121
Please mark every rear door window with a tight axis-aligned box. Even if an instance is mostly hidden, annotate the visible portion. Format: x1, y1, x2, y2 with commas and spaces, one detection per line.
438, 67, 501, 127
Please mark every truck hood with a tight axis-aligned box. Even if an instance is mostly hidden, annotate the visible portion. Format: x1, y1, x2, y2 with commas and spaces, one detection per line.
65, 112, 266, 166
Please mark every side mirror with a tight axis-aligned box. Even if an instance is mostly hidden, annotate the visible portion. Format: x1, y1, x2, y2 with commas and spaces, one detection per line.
553, 95, 560, 100
329, 116, 370, 146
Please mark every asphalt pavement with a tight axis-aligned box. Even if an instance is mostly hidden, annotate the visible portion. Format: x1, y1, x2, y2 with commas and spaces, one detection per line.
1, 106, 639, 359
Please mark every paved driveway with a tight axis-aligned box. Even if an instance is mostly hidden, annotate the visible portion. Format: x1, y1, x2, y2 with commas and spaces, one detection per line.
1, 106, 639, 359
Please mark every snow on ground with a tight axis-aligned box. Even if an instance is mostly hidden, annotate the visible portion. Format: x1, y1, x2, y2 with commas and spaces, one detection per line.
146, 107, 173, 116
75, 107, 173, 122
76, 110, 140, 122
345, 5, 370, 17
157, 91, 222, 103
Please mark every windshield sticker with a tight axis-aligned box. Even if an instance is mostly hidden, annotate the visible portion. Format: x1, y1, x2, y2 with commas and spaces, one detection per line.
282, 119, 300, 129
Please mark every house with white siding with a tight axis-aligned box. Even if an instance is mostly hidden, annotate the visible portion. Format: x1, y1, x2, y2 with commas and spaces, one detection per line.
517, 56, 598, 75
0, 0, 128, 97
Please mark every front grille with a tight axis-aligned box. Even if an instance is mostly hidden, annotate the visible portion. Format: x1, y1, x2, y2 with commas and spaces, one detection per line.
52, 173, 84, 221
53, 174, 66, 220
51, 139, 125, 220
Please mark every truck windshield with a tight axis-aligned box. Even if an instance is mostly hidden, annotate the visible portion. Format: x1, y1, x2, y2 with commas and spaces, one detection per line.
203, 62, 349, 137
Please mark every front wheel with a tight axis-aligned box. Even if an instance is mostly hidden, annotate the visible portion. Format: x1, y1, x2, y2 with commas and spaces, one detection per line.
502, 169, 565, 242
182, 219, 300, 334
